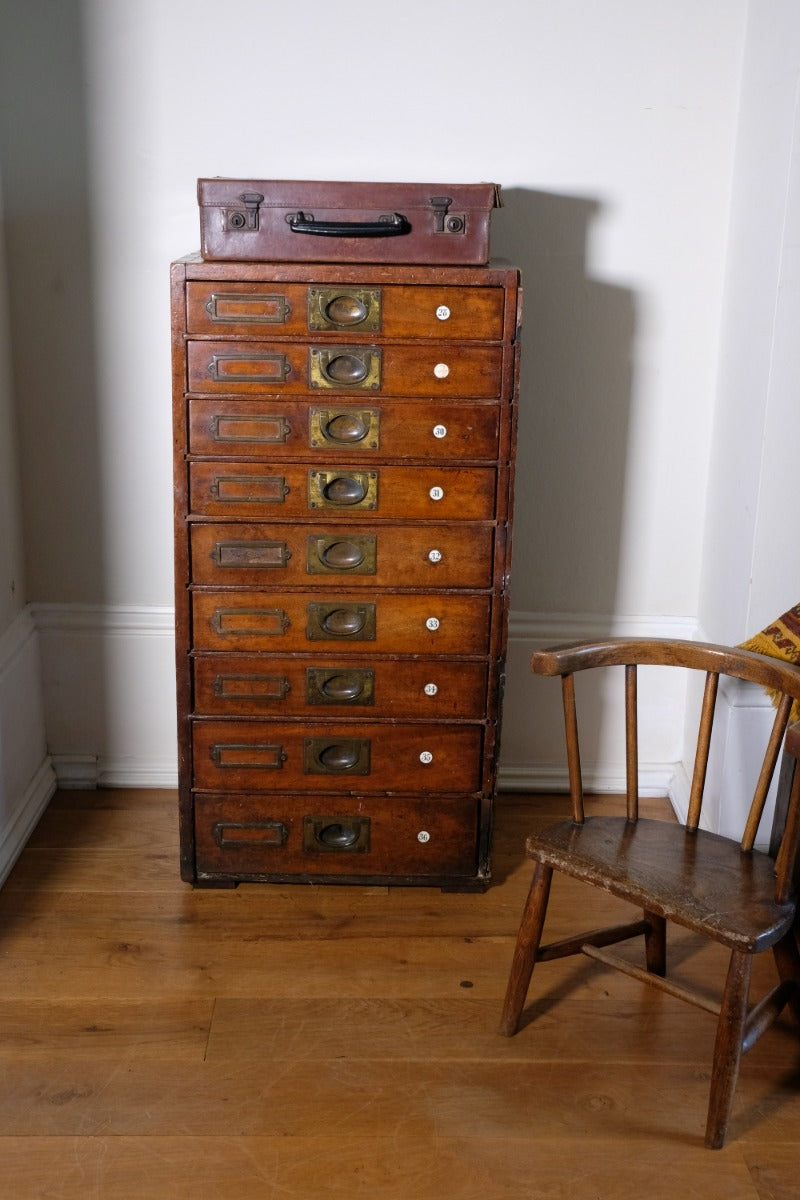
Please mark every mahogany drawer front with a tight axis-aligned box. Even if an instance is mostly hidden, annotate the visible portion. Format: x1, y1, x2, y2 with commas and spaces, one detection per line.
188, 462, 498, 521
186, 339, 503, 398
192, 720, 484, 793
172, 258, 520, 889
193, 792, 480, 880
189, 522, 495, 588
191, 590, 492, 654
186, 281, 506, 340
187, 397, 502, 462
192, 654, 489, 718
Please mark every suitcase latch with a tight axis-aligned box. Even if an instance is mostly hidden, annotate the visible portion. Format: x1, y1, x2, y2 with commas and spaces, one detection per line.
224, 192, 264, 232
430, 195, 466, 235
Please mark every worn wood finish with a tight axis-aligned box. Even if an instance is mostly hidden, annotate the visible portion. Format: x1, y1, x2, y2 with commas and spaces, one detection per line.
2, 787, 800, 1199
186, 281, 507, 339
501, 640, 800, 1149
196, 179, 499, 265
173, 257, 521, 888
191, 720, 484, 793
188, 461, 502, 521
186, 338, 504, 397
192, 654, 490, 719
187, 396, 504, 462
188, 520, 497, 588
191, 589, 493, 655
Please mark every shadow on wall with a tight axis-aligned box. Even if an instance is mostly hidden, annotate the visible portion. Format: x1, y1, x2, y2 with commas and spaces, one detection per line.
490, 189, 638, 781
0, 0, 108, 776
491, 188, 636, 623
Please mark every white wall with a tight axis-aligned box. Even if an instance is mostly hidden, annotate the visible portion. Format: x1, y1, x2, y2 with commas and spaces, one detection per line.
7, 1, 794, 811
700, 2, 800, 642
0, 173, 25, 636
691, 1, 800, 842
0, 167, 55, 880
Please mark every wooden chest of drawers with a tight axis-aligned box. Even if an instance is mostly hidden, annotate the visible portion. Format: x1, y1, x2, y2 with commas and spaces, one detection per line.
171, 257, 521, 888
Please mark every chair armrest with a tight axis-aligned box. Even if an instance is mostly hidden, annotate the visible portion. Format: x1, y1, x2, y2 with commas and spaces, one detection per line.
531, 638, 800, 698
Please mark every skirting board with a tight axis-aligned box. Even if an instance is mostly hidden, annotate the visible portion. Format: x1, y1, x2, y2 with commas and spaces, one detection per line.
31, 604, 702, 793
34, 602, 777, 844
31, 603, 179, 789
498, 610, 697, 800
0, 607, 56, 885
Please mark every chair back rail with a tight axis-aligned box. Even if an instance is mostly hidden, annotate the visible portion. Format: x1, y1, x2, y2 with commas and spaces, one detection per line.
742, 692, 793, 852
688, 671, 719, 831
535, 638, 800, 868
625, 664, 638, 821
561, 673, 584, 823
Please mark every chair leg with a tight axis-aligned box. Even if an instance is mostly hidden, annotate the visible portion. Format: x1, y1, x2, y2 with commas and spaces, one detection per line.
705, 949, 752, 1149
498, 862, 553, 1037
643, 910, 667, 976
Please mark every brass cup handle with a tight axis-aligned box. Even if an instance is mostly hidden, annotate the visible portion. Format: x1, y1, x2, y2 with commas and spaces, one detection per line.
322, 608, 367, 635
317, 822, 360, 848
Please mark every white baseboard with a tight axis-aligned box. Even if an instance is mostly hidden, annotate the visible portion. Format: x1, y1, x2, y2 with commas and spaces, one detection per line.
0, 602, 775, 870
0, 607, 56, 884
31, 603, 178, 789
497, 763, 679, 797
33, 603, 755, 833
508, 610, 698, 644
31, 603, 700, 794
500, 610, 698, 808
0, 759, 57, 887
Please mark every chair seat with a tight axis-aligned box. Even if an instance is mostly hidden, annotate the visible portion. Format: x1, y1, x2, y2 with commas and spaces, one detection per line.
528, 817, 796, 953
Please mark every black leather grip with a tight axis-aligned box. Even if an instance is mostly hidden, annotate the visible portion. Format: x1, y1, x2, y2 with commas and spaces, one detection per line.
289, 211, 410, 237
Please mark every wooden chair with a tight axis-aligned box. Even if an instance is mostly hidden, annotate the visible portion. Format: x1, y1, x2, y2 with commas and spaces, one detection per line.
499, 638, 800, 1149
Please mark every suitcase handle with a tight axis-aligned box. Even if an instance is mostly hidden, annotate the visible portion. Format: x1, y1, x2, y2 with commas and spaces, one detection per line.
288, 211, 410, 238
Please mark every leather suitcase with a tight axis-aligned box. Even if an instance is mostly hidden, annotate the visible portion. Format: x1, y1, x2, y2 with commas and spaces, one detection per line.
197, 178, 500, 264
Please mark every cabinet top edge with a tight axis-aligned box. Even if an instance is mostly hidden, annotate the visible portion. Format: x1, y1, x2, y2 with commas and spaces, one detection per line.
171, 255, 520, 286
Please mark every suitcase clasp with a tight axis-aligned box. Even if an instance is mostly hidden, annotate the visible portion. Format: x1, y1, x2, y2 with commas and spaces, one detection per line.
224, 191, 264, 232
430, 195, 465, 235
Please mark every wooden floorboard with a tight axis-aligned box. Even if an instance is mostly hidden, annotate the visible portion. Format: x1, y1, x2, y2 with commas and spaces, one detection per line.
0, 788, 799, 1198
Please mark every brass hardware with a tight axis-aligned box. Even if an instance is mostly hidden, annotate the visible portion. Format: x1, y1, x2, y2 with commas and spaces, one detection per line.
212, 820, 288, 848
205, 292, 290, 323
307, 287, 381, 332
306, 602, 376, 641
209, 474, 289, 505
303, 738, 370, 775
210, 743, 287, 769
223, 191, 263, 231
210, 607, 290, 637
307, 535, 376, 575
309, 408, 380, 449
306, 667, 375, 706
210, 413, 291, 445
208, 352, 290, 384
309, 346, 381, 390
211, 540, 291, 569
308, 469, 378, 510
212, 674, 290, 702
430, 195, 466, 234
303, 815, 371, 854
